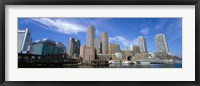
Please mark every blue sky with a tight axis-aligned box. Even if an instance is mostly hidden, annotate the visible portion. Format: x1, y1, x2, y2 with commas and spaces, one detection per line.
18, 18, 182, 57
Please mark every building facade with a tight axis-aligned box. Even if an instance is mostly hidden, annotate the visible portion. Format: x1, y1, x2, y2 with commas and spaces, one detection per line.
31, 38, 65, 55
154, 33, 169, 52
67, 37, 75, 56
94, 38, 99, 54
75, 39, 81, 55
135, 53, 151, 60
86, 26, 95, 47
130, 45, 140, 54
137, 36, 148, 53
100, 32, 108, 54
18, 28, 32, 53
108, 44, 121, 54
97, 54, 112, 61
67, 37, 81, 57
80, 46, 96, 63
56, 42, 66, 54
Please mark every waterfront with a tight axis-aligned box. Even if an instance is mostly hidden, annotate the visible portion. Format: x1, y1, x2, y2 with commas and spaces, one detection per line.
18, 18, 183, 69
24, 63, 182, 68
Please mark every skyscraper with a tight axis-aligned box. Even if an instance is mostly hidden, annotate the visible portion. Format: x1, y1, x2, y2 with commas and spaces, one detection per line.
18, 28, 32, 53
100, 32, 108, 54
154, 33, 169, 52
137, 36, 148, 53
86, 26, 95, 47
108, 44, 121, 54
75, 39, 81, 55
94, 38, 99, 53
67, 37, 76, 56
67, 37, 81, 57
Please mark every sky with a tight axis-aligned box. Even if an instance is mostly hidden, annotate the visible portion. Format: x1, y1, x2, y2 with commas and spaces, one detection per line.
18, 18, 182, 57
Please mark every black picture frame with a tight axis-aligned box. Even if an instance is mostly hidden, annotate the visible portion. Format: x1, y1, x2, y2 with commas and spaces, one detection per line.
0, 0, 199, 86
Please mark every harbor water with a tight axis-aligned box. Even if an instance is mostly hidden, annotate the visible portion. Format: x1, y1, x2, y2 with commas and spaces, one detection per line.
36, 63, 182, 68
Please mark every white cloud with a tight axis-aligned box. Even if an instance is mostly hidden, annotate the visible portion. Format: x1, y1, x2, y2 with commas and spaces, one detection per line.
29, 18, 113, 37
30, 18, 87, 35
140, 28, 149, 35
109, 36, 137, 48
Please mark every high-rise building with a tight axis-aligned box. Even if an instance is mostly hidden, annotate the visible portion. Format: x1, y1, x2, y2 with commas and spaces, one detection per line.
67, 37, 76, 56
100, 32, 108, 54
130, 45, 140, 54
154, 33, 169, 52
86, 26, 95, 47
94, 38, 99, 53
31, 38, 65, 55
137, 36, 148, 53
67, 37, 81, 57
18, 28, 32, 53
75, 39, 81, 55
108, 44, 121, 54
80, 46, 96, 63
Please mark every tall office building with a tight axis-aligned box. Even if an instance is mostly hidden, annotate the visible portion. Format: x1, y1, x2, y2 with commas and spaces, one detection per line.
94, 38, 99, 53
86, 26, 95, 47
18, 28, 32, 53
67, 37, 81, 57
100, 32, 108, 54
137, 36, 148, 53
67, 37, 76, 56
75, 39, 81, 55
154, 33, 169, 52
108, 44, 121, 54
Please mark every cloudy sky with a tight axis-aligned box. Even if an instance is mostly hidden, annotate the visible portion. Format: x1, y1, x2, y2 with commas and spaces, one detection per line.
18, 18, 182, 57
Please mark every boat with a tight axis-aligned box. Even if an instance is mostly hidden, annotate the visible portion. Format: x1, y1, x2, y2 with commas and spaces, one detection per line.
150, 61, 164, 64
136, 61, 150, 64
122, 61, 133, 64
136, 58, 164, 64
109, 60, 121, 64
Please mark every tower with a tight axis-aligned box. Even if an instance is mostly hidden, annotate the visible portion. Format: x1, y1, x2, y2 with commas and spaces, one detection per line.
154, 33, 169, 52
67, 37, 76, 56
86, 26, 95, 47
67, 37, 81, 57
137, 36, 148, 53
18, 28, 32, 53
100, 32, 108, 54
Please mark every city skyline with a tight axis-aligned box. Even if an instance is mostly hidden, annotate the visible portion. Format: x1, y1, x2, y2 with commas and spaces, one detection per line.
18, 18, 182, 57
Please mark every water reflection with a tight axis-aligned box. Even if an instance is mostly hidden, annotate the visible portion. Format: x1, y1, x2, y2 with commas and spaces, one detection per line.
61, 63, 182, 68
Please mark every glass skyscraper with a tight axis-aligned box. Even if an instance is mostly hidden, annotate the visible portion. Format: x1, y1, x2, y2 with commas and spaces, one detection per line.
18, 28, 32, 53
